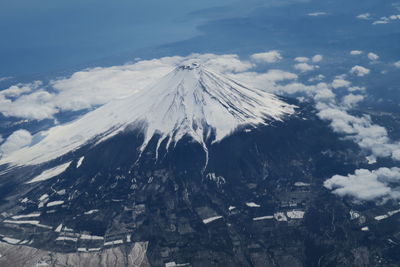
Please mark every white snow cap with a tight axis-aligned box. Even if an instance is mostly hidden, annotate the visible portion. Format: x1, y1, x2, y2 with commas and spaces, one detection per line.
1, 62, 295, 166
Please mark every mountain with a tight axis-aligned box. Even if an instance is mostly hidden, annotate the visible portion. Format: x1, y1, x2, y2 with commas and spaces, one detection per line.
0, 64, 399, 267
0, 62, 294, 167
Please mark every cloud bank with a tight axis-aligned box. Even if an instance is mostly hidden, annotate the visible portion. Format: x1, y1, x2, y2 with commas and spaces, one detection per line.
324, 168, 400, 202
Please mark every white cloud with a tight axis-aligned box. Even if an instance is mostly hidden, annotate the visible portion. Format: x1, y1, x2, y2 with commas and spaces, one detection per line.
350, 65, 370, 77
373, 19, 389, 25
308, 74, 325, 82
0, 130, 32, 156
331, 78, 351, 89
342, 94, 365, 108
316, 102, 400, 161
350, 50, 363, 55
392, 150, 400, 161
294, 63, 316, 72
294, 57, 309, 63
0, 90, 58, 120
0, 81, 41, 98
228, 69, 297, 91
394, 61, 400, 68
312, 54, 323, 63
50, 56, 183, 112
347, 86, 366, 92
324, 168, 400, 202
314, 87, 336, 102
357, 13, 371, 20
368, 52, 379, 61
373, 14, 400, 24
197, 54, 254, 73
308, 12, 327, 17
269, 74, 400, 164
250, 50, 282, 63
0, 77, 12, 83
259, 69, 298, 82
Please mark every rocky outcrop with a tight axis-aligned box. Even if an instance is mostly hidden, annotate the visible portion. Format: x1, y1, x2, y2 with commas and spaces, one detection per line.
0, 241, 149, 267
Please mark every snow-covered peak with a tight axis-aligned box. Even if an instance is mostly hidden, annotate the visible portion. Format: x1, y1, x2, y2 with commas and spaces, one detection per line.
1, 64, 295, 167
177, 62, 201, 70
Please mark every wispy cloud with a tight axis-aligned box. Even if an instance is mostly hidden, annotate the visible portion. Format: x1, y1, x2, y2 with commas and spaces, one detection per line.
250, 50, 282, 63
308, 12, 327, 17
357, 13, 371, 20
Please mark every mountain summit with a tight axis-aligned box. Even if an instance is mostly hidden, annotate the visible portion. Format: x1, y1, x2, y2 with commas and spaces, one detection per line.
1, 63, 294, 167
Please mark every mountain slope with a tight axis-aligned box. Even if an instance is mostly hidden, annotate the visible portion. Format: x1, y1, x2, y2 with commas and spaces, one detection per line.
0, 62, 294, 167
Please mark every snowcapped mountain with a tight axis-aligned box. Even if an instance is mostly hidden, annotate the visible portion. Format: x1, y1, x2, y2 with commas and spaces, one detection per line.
0, 62, 294, 167
1, 62, 395, 267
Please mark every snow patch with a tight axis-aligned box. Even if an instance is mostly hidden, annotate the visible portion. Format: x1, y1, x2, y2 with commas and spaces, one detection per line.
57, 189, 66, 195
80, 234, 104, 240
253, 216, 274, 221
374, 215, 389, 221
2, 237, 20, 244
39, 194, 49, 201
104, 239, 124, 246
47, 200, 64, 207
55, 224, 63, 232
77, 156, 84, 168
27, 162, 71, 184
286, 210, 305, 219
274, 212, 288, 222
374, 209, 400, 221
349, 210, 360, 220
294, 182, 310, 187
11, 213, 41, 219
84, 209, 99, 215
56, 236, 78, 242
165, 262, 191, 267
3, 220, 52, 229
246, 202, 261, 208
203, 216, 223, 224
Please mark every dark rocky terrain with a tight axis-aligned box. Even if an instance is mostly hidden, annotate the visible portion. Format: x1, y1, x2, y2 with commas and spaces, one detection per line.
0, 101, 399, 267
